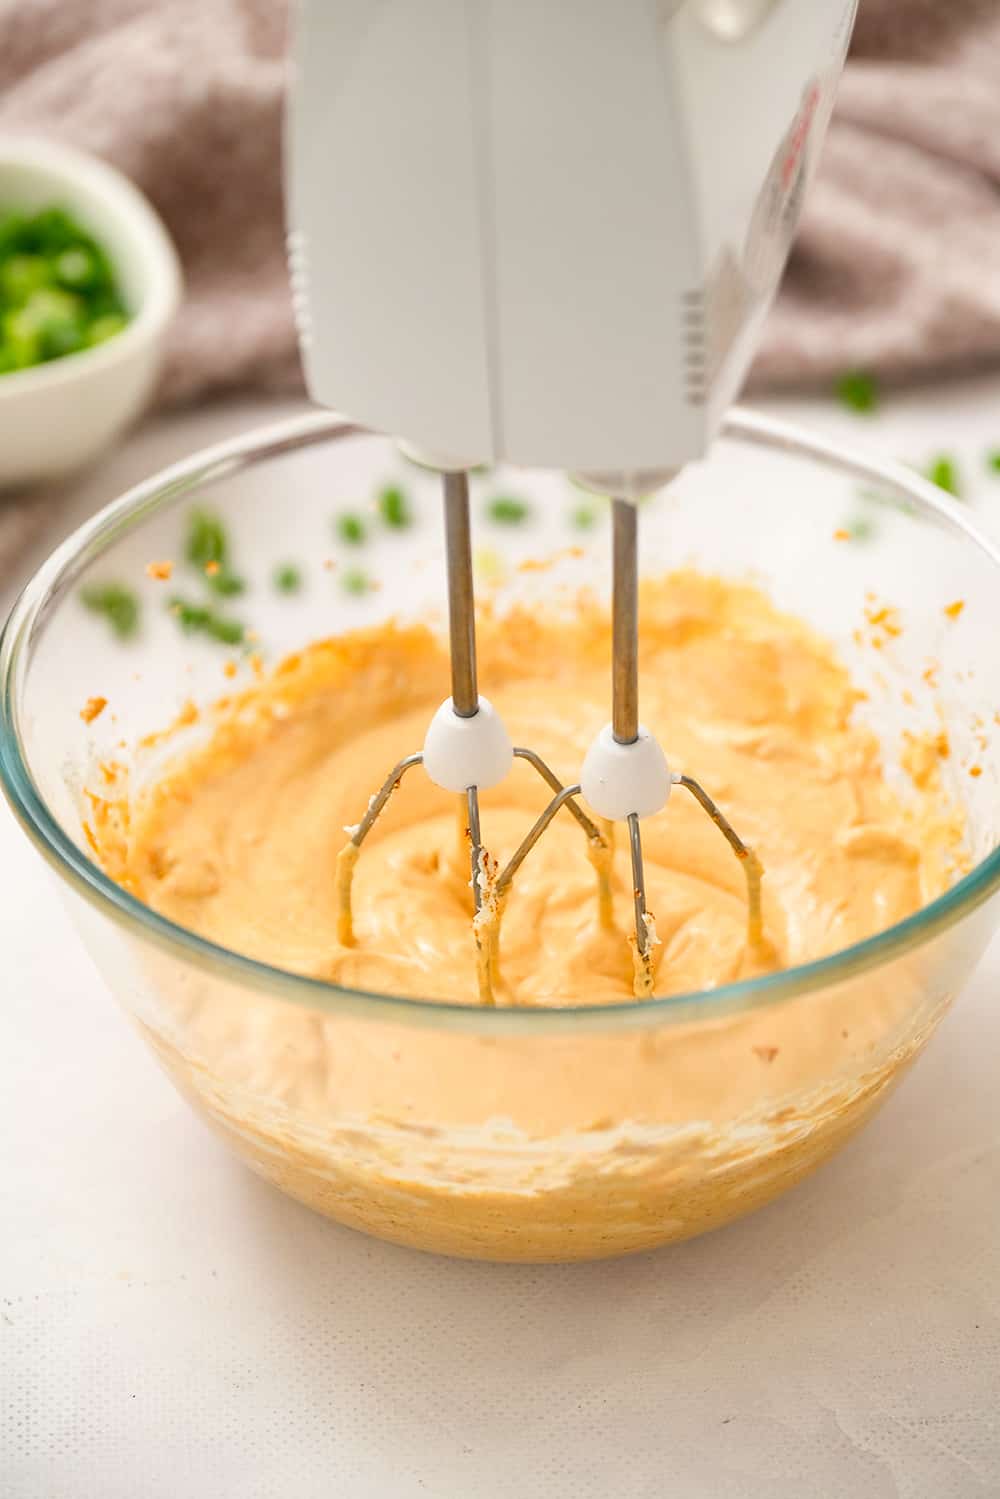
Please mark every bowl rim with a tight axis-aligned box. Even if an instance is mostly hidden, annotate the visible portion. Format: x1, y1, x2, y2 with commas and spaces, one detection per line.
2, 406, 999, 1035
0, 134, 183, 395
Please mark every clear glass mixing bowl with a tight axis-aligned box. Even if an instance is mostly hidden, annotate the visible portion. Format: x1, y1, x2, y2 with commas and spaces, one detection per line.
3, 410, 999, 1262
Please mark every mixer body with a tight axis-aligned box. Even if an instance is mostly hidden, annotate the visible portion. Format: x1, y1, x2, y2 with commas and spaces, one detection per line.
288, 0, 856, 488
285, 0, 858, 1000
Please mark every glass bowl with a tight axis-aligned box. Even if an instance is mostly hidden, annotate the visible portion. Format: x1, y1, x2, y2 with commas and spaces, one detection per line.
3, 409, 999, 1262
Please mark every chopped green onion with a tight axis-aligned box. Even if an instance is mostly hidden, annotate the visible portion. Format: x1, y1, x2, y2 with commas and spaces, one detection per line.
842, 514, 877, 542
273, 563, 303, 594
926, 454, 961, 498
336, 512, 367, 546
0, 253, 50, 303
53, 246, 102, 291
487, 495, 531, 525
86, 312, 128, 347
185, 510, 227, 569
208, 570, 245, 597
206, 615, 245, 645
835, 371, 879, 414
168, 595, 245, 645
80, 582, 140, 640
341, 568, 372, 595
986, 449, 1000, 475
0, 206, 128, 372
570, 503, 596, 530
184, 509, 246, 595
377, 484, 412, 529
170, 598, 212, 633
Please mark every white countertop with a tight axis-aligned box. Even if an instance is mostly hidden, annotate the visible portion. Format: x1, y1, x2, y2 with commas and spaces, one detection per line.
2, 384, 999, 1498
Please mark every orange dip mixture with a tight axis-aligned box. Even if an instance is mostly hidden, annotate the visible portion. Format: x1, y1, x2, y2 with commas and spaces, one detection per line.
86, 573, 966, 1260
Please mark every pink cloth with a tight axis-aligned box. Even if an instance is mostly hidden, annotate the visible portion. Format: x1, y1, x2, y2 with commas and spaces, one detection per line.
1, 0, 999, 407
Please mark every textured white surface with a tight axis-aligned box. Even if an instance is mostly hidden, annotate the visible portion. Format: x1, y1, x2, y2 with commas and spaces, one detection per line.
2, 385, 1000, 1497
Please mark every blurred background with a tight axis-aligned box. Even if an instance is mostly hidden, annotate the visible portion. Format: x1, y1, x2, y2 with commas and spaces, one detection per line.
4, 7, 1000, 1494
1, 0, 999, 582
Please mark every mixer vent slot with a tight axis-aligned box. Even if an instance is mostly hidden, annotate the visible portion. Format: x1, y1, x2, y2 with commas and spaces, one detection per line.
286, 229, 312, 350
682, 288, 708, 407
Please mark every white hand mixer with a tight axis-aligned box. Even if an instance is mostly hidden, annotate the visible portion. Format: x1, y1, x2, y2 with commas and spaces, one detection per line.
286, 0, 858, 999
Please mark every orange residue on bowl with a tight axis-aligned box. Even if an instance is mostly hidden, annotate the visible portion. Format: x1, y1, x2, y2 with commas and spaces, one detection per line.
204, 561, 220, 577
901, 729, 950, 789
80, 695, 108, 724
223, 661, 238, 679
969, 765, 983, 778
145, 560, 173, 581
944, 600, 965, 620
138, 698, 199, 751
833, 528, 850, 542
864, 602, 902, 638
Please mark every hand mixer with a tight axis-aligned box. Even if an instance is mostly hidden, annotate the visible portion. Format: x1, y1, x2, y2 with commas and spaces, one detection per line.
286, 0, 858, 1001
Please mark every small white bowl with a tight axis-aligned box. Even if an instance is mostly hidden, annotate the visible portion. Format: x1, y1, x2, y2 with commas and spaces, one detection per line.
0, 136, 182, 489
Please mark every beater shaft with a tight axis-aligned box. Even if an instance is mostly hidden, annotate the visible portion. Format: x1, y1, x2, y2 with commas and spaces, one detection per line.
611, 500, 639, 744
611, 498, 652, 960
442, 470, 486, 907
443, 470, 478, 717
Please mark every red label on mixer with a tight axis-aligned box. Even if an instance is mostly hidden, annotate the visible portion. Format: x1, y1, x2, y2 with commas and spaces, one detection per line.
742, 73, 828, 297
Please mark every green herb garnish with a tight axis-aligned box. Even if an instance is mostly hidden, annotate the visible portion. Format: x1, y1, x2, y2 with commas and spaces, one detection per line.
0, 207, 129, 373
377, 484, 412, 529
487, 495, 531, 525
835, 371, 879, 413
169, 596, 245, 645
926, 454, 962, 498
570, 503, 596, 530
341, 568, 371, 596
986, 449, 1000, 475
336, 512, 367, 546
80, 582, 140, 640
273, 563, 303, 594
184, 509, 246, 595
208, 570, 245, 597
185, 510, 227, 569
206, 615, 245, 645
844, 514, 877, 543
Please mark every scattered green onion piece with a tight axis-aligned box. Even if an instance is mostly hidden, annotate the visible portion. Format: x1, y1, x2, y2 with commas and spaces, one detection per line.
336, 512, 367, 545
377, 484, 412, 529
184, 509, 246, 595
185, 509, 228, 568
208, 570, 245, 597
570, 503, 596, 530
487, 495, 531, 525
985, 449, 1000, 475
168, 595, 245, 646
170, 599, 212, 634
341, 568, 372, 595
926, 454, 961, 498
80, 582, 140, 640
206, 615, 246, 645
273, 563, 303, 594
835, 371, 879, 413
845, 514, 876, 542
